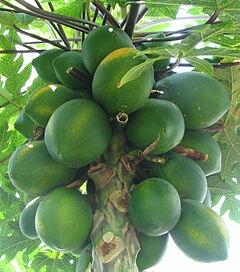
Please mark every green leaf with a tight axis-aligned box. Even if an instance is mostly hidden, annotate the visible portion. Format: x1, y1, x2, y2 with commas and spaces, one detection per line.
185, 57, 214, 75
54, 0, 84, 18
214, 66, 240, 180
0, 12, 34, 29
207, 174, 233, 196
220, 196, 240, 223
30, 252, 76, 272
119, 46, 179, 87
0, 232, 40, 262
146, 6, 179, 19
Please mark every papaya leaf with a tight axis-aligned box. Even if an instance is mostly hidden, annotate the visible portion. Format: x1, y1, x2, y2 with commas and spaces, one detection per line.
30, 252, 76, 272
220, 196, 240, 224
0, 11, 34, 29
119, 46, 179, 87
118, 58, 155, 88
185, 57, 213, 75
0, 232, 40, 262
207, 174, 233, 196
146, 6, 179, 19
214, 66, 240, 181
54, 0, 84, 18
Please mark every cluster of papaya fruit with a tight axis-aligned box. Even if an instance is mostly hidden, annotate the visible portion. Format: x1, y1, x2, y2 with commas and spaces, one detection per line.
9, 25, 231, 271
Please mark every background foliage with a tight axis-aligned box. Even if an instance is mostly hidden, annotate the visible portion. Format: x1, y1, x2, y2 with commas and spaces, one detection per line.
0, 0, 239, 271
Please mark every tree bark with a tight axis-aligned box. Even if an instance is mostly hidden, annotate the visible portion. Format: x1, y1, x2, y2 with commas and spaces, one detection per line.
88, 133, 140, 272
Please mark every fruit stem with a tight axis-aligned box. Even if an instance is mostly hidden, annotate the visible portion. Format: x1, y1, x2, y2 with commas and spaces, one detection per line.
116, 112, 129, 126
66, 67, 92, 88
174, 146, 209, 161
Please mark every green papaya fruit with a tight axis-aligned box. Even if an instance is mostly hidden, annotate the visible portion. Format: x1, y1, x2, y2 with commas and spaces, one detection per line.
19, 198, 40, 239
82, 25, 133, 74
177, 130, 221, 176
70, 239, 90, 257
45, 99, 111, 168
171, 199, 229, 262
8, 141, 77, 196
149, 154, 207, 202
125, 99, 185, 154
140, 32, 170, 71
14, 110, 36, 139
76, 244, 92, 272
155, 72, 231, 128
92, 48, 154, 116
23, 193, 35, 205
137, 232, 168, 271
35, 187, 93, 252
203, 188, 212, 207
53, 51, 91, 89
32, 49, 63, 84
128, 177, 181, 236
25, 85, 83, 128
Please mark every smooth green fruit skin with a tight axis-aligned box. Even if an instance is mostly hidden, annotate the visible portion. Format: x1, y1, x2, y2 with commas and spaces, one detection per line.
149, 154, 207, 202
53, 51, 91, 89
171, 199, 229, 262
125, 99, 185, 154
45, 99, 111, 168
178, 130, 221, 176
25, 85, 83, 127
32, 49, 63, 84
19, 198, 40, 239
23, 193, 35, 205
14, 110, 36, 139
76, 244, 92, 272
8, 141, 77, 196
93, 48, 154, 116
137, 233, 169, 271
141, 32, 170, 71
128, 178, 181, 236
35, 188, 93, 252
155, 72, 231, 128
203, 188, 212, 207
82, 25, 133, 74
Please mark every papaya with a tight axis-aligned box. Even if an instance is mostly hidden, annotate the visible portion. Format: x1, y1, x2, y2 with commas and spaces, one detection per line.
70, 239, 90, 257
139, 32, 170, 71
155, 72, 231, 128
82, 25, 133, 74
23, 193, 35, 205
14, 109, 36, 139
177, 130, 221, 176
76, 244, 92, 272
32, 49, 63, 84
19, 198, 40, 239
25, 85, 84, 128
8, 141, 77, 196
149, 154, 207, 202
35, 187, 93, 252
137, 232, 168, 271
171, 199, 229, 262
203, 188, 212, 207
125, 99, 185, 154
92, 48, 154, 116
53, 51, 91, 89
128, 177, 181, 236
45, 99, 111, 168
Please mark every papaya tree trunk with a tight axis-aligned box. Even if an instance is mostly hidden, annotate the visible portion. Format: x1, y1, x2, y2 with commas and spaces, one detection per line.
88, 133, 140, 272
